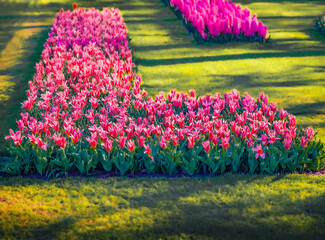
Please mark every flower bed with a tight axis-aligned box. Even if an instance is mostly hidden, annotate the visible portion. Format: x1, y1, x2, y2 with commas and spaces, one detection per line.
163, 0, 268, 43
4, 7, 324, 177
315, 16, 325, 35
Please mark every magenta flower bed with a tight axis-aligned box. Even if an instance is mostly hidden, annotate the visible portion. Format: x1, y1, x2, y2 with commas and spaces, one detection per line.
164, 0, 268, 43
4, 8, 324, 177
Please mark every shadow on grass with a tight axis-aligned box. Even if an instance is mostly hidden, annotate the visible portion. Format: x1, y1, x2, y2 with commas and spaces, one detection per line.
0, 26, 51, 154
76, 190, 325, 240
135, 50, 325, 66
285, 102, 325, 116
30, 217, 76, 240
209, 74, 313, 89
1, 174, 324, 239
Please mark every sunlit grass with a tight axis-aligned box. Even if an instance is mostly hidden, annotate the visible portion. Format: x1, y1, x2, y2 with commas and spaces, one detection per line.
244, 2, 325, 17
0, 24, 43, 70
0, 174, 324, 239
0, 76, 15, 102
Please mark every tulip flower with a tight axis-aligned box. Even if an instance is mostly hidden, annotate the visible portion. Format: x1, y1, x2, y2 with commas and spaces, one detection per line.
127, 140, 135, 151
300, 136, 308, 148
221, 137, 229, 149
187, 136, 195, 148
101, 139, 112, 152
304, 127, 314, 140
5, 129, 25, 146
252, 144, 265, 159
284, 137, 292, 150
202, 140, 210, 153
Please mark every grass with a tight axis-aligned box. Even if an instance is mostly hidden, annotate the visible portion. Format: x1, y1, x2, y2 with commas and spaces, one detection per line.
0, 0, 324, 238
0, 173, 325, 239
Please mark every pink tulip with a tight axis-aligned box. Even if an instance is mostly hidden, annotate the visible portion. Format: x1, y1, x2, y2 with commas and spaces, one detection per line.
171, 135, 179, 146
246, 138, 254, 148
138, 136, 145, 147
118, 136, 127, 148
101, 139, 112, 152
284, 137, 292, 150
252, 144, 265, 159
86, 133, 98, 148
220, 137, 229, 149
300, 136, 308, 148
288, 115, 296, 128
202, 140, 210, 152
257, 134, 268, 146
28, 134, 39, 145
5, 129, 25, 146
279, 108, 288, 120
303, 127, 314, 140
187, 136, 195, 148
37, 138, 47, 151
144, 144, 152, 156
160, 136, 168, 149
127, 140, 135, 151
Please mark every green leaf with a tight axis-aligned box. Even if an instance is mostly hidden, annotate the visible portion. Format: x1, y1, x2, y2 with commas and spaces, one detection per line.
270, 155, 280, 173
231, 151, 242, 173
199, 156, 216, 173
98, 149, 113, 172
248, 152, 258, 174
114, 153, 130, 176
35, 156, 48, 175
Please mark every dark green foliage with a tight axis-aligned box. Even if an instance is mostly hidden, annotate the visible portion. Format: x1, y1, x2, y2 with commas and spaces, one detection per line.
315, 16, 325, 35
3, 132, 324, 177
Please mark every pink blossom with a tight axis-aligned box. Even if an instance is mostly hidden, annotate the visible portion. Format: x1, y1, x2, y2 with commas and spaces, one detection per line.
187, 136, 195, 148
90, 97, 99, 108
279, 108, 288, 120
246, 138, 254, 148
37, 138, 47, 151
220, 137, 229, 149
52, 133, 66, 148
144, 144, 152, 156
160, 136, 168, 149
118, 136, 127, 148
268, 111, 274, 122
127, 140, 135, 151
101, 139, 112, 152
28, 134, 39, 145
138, 136, 145, 147
85, 109, 97, 124
252, 144, 265, 159
5, 129, 25, 146
300, 136, 308, 148
171, 135, 179, 146
70, 128, 83, 143
86, 133, 98, 148
288, 115, 296, 128
304, 127, 314, 140
268, 131, 279, 144
257, 134, 268, 146
202, 140, 210, 153
284, 137, 292, 150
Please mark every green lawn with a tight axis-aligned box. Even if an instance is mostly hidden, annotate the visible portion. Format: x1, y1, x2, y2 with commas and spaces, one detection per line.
0, 0, 325, 238
1, 174, 325, 239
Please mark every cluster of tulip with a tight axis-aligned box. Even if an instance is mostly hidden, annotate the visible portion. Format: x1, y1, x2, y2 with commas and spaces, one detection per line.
164, 0, 268, 43
5, 8, 323, 176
